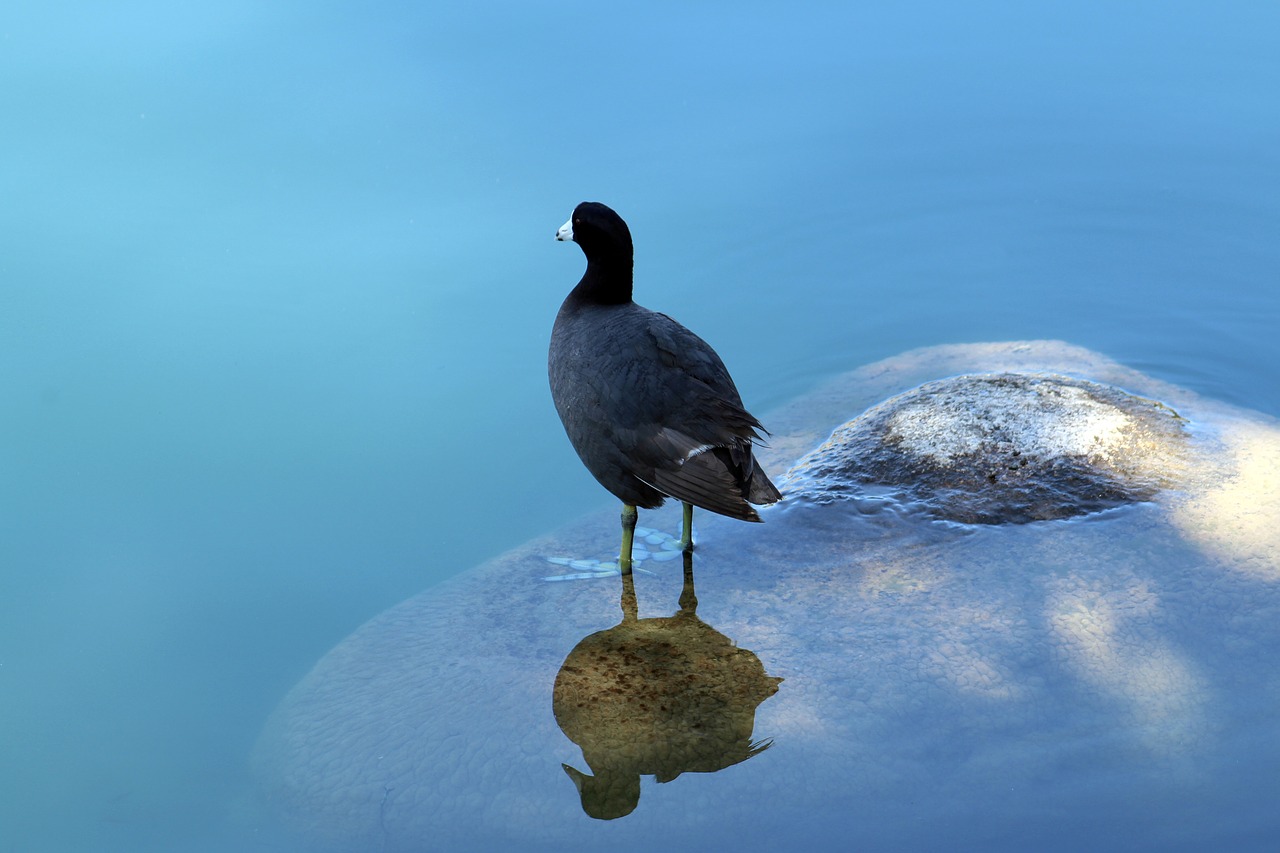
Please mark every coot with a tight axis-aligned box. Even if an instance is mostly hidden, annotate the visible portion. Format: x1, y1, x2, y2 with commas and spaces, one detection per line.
550, 202, 781, 574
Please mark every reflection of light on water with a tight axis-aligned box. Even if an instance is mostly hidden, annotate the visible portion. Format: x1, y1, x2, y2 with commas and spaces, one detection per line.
922, 612, 1025, 702
857, 555, 1026, 702
859, 560, 935, 597
1170, 420, 1280, 581
760, 698, 832, 741
1046, 573, 1205, 756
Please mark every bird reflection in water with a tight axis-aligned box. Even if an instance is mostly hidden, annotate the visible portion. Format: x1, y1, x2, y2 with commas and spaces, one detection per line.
553, 554, 783, 819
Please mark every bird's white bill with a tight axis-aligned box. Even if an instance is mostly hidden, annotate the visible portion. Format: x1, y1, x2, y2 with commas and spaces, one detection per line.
555, 217, 573, 241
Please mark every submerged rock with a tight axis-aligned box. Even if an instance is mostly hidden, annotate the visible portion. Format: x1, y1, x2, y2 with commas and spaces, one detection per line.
252, 342, 1280, 853
790, 373, 1190, 524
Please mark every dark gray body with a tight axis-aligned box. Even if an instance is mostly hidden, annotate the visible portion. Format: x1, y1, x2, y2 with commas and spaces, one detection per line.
548, 201, 779, 521
549, 297, 777, 518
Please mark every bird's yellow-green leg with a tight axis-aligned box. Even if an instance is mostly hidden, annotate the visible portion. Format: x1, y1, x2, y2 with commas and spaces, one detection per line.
619, 503, 638, 576
679, 501, 695, 552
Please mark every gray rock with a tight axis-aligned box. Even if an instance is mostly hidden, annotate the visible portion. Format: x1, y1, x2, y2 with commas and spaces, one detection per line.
790, 372, 1190, 523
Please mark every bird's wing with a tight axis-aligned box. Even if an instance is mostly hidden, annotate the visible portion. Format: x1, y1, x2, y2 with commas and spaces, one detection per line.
641, 312, 769, 443
644, 440, 763, 521
614, 312, 777, 517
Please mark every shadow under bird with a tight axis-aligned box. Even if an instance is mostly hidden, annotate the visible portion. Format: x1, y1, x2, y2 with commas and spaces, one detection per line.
549, 201, 781, 574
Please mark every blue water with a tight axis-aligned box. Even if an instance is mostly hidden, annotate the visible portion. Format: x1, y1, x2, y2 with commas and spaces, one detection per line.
2, 2, 1278, 850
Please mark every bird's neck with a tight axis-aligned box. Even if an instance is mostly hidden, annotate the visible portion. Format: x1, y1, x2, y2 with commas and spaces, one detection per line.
569, 255, 634, 306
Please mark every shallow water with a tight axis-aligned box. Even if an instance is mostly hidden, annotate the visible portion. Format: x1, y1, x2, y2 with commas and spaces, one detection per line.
253, 343, 1280, 853
3, 3, 1279, 851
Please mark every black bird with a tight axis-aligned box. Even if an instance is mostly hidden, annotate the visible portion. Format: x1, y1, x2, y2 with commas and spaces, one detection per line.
549, 201, 781, 574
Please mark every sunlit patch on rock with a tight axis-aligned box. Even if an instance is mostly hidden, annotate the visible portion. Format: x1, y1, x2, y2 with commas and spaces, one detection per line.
788, 373, 1191, 524
1169, 419, 1280, 581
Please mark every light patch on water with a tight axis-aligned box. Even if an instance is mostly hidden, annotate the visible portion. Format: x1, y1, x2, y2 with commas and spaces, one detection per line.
1169, 419, 1280, 582
858, 559, 937, 598
1046, 572, 1206, 758
923, 630, 1025, 702
853, 551, 1026, 702
542, 526, 684, 580
754, 690, 835, 741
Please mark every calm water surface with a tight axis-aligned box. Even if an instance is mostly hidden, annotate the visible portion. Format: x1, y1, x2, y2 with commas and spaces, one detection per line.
2, 2, 1278, 851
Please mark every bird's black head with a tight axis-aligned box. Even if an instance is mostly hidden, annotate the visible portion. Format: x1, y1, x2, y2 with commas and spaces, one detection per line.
557, 201, 632, 259
557, 201, 634, 303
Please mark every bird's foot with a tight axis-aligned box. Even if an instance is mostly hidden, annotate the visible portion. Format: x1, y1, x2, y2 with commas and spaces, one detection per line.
542, 526, 689, 581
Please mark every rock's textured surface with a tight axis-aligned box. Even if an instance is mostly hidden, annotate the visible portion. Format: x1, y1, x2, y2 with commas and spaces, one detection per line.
789, 373, 1190, 523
